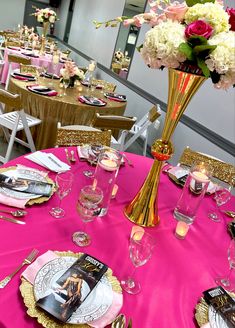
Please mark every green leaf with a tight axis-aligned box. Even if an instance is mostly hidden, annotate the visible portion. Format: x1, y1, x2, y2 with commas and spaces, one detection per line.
136, 44, 143, 52
197, 58, 210, 77
193, 44, 217, 55
186, 0, 214, 6
179, 43, 195, 61
110, 23, 118, 27
188, 36, 208, 47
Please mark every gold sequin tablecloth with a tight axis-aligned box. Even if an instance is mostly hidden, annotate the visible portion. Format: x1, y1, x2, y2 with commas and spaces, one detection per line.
8, 78, 126, 150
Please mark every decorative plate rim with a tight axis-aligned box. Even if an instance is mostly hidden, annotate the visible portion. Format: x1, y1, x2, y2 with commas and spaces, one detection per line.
0, 166, 55, 206
19, 251, 122, 328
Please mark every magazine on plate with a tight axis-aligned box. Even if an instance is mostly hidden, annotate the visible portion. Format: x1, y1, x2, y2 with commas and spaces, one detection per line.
36, 254, 108, 322
0, 174, 53, 196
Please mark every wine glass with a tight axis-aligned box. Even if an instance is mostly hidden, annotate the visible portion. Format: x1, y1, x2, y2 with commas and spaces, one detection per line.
49, 171, 74, 218
63, 79, 69, 96
208, 180, 232, 222
121, 231, 156, 294
215, 239, 235, 291
72, 185, 103, 247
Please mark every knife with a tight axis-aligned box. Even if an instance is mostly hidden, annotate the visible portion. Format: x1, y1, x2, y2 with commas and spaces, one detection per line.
0, 215, 25, 225
47, 155, 63, 168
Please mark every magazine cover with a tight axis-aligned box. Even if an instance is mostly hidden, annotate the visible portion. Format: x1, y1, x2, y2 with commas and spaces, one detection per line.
36, 254, 108, 322
0, 174, 53, 196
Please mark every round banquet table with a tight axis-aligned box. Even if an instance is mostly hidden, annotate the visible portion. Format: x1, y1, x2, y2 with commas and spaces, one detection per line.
1, 47, 64, 84
0, 148, 234, 328
7, 78, 126, 150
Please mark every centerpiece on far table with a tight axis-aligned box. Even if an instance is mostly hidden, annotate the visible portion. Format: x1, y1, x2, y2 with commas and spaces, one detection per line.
32, 7, 58, 37
94, 0, 235, 227
60, 61, 85, 88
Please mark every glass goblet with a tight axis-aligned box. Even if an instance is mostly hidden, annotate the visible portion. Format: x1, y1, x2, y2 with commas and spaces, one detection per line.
215, 239, 235, 291
63, 79, 69, 96
72, 185, 103, 247
208, 181, 232, 222
121, 231, 156, 294
49, 171, 73, 219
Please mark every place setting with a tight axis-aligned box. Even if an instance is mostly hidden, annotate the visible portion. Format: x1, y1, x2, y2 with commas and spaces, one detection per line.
11, 68, 36, 81
26, 84, 58, 96
78, 95, 107, 107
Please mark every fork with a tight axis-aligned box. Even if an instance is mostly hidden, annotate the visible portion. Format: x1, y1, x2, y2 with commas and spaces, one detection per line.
0, 249, 39, 288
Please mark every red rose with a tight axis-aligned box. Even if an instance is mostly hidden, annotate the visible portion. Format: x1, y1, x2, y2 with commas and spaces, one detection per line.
226, 7, 235, 31
185, 20, 213, 39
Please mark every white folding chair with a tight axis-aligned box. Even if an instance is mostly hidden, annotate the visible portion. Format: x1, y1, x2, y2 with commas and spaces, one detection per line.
92, 114, 137, 151
5, 54, 31, 90
122, 105, 161, 156
0, 89, 41, 164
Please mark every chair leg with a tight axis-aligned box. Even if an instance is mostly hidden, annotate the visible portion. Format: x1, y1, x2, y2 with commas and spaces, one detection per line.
3, 116, 20, 162
19, 111, 36, 152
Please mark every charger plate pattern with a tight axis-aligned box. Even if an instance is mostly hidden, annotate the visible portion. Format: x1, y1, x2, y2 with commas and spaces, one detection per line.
20, 251, 122, 328
0, 166, 55, 205
195, 292, 235, 327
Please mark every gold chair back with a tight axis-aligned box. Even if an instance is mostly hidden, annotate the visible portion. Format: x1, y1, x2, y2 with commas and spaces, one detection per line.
92, 79, 116, 92
92, 113, 136, 131
8, 54, 31, 65
20, 64, 38, 75
0, 89, 21, 108
56, 128, 112, 147
179, 147, 235, 186
5, 40, 21, 48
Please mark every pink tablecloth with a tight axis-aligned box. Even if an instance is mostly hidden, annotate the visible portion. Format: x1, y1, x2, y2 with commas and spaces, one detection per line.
0, 148, 234, 328
0, 48, 64, 84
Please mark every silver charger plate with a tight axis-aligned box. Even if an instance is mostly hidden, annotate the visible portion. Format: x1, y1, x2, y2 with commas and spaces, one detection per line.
0, 168, 45, 199
208, 303, 230, 328
34, 256, 113, 324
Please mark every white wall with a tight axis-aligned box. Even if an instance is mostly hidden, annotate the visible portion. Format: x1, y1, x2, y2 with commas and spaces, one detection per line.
54, 0, 69, 40
0, 0, 26, 30
69, 0, 125, 67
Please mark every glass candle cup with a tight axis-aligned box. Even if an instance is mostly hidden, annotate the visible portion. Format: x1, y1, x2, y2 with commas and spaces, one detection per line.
174, 162, 211, 225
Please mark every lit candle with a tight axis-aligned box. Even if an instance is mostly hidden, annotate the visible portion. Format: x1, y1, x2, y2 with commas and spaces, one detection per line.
131, 225, 144, 238
99, 159, 118, 171
191, 171, 209, 183
88, 63, 95, 72
175, 221, 189, 239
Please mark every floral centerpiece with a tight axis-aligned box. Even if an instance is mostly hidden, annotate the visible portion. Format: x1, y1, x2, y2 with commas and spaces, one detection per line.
60, 61, 85, 87
94, 0, 235, 89
93, 0, 235, 228
32, 7, 58, 24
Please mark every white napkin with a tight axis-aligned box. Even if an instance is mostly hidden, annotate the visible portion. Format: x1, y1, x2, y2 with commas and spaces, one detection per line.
25, 151, 70, 173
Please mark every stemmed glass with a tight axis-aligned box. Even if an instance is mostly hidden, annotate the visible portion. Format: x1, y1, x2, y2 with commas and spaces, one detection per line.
121, 231, 156, 294
215, 239, 235, 291
208, 180, 232, 222
72, 185, 103, 247
63, 79, 69, 96
49, 171, 73, 218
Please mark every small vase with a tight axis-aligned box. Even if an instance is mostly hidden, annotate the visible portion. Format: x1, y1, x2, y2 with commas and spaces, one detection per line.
42, 21, 49, 38
68, 79, 75, 88
124, 68, 206, 227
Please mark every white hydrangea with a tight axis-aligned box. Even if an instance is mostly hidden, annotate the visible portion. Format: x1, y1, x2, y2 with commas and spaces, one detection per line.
205, 31, 235, 88
74, 67, 85, 80
185, 3, 229, 35
141, 20, 186, 69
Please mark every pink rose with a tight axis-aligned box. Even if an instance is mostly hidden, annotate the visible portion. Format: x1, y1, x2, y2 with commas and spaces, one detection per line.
164, 1, 188, 22
123, 18, 135, 27
185, 20, 213, 39
226, 7, 235, 31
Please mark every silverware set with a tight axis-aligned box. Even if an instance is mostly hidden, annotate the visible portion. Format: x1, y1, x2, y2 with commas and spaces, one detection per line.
0, 249, 39, 288
0, 209, 27, 225
65, 148, 76, 164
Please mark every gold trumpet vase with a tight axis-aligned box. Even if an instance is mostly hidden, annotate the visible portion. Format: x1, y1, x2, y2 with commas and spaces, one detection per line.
40, 22, 49, 55
124, 68, 206, 227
